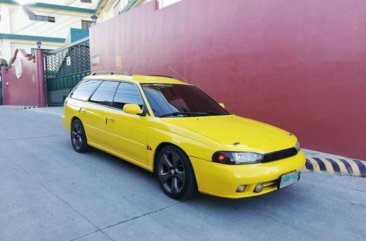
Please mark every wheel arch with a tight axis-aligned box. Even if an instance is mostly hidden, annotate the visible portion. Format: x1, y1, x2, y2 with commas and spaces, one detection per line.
70, 116, 88, 142
153, 142, 199, 198
153, 142, 191, 174
153, 142, 174, 173
71, 116, 80, 126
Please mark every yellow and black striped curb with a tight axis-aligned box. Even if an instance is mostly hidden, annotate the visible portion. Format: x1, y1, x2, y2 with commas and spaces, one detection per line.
304, 157, 366, 177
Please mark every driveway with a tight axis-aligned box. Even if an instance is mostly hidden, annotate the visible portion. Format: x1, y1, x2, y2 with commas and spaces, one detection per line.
0, 107, 365, 241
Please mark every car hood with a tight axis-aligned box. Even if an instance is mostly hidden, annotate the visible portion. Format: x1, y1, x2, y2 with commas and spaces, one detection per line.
161, 115, 297, 153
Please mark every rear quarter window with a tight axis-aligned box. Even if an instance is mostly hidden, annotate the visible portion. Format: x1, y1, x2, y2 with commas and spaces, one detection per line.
90, 81, 119, 106
70, 80, 102, 101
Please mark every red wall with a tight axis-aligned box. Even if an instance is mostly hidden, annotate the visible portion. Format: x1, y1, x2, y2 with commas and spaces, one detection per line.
90, 0, 366, 160
2, 49, 46, 107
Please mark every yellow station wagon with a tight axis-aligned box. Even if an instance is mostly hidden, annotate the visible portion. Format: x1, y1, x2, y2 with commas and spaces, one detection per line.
62, 73, 306, 199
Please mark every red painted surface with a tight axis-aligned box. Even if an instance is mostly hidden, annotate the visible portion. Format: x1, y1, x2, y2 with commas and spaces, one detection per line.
35, 50, 46, 107
2, 49, 46, 107
90, 0, 366, 159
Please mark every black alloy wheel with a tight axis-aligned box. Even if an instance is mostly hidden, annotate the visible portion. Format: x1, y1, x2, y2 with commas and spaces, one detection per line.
71, 119, 89, 153
156, 146, 197, 199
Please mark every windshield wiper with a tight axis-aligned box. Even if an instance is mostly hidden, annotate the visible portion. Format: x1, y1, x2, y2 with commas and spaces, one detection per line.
196, 111, 225, 115
159, 111, 225, 118
159, 112, 194, 117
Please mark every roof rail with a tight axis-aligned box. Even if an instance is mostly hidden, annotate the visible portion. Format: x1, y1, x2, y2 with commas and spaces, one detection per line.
91, 71, 132, 76
147, 74, 174, 78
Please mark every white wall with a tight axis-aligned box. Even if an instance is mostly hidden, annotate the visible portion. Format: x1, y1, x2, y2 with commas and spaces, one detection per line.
11, 40, 63, 53
8, 6, 93, 38
16, 0, 99, 9
0, 39, 12, 62
97, 0, 130, 22
0, 1, 98, 62
159, 0, 182, 8
0, 39, 64, 63
138, 0, 182, 9
0, 5, 11, 33
96, 0, 183, 22
0, 0, 183, 62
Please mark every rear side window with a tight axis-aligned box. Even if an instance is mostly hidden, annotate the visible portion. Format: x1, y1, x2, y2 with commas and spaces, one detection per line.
70, 80, 101, 101
90, 81, 119, 106
113, 82, 144, 109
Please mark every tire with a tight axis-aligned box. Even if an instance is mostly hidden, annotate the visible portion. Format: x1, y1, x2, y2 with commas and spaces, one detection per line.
156, 146, 197, 199
71, 119, 89, 153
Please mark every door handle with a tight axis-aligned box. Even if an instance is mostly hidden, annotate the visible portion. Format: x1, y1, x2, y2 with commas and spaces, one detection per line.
106, 117, 115, 124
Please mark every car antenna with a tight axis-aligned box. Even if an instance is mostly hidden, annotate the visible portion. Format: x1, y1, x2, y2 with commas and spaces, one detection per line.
168, 65, 189, 83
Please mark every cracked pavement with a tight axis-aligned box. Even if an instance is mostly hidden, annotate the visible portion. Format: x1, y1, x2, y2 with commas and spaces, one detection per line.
0, 107, 365, 241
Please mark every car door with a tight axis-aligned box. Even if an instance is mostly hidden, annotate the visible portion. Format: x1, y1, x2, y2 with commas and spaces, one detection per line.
69, 79, 102, 143
104, 82, 149, 167
85, 80, 119, 148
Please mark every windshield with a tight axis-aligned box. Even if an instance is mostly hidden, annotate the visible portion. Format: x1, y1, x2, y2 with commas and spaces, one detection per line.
141, 84, 230, 117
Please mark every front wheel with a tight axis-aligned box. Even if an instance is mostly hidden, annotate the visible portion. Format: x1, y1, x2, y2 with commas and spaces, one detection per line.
156, 146, 197, 199
71, 119, 89, 153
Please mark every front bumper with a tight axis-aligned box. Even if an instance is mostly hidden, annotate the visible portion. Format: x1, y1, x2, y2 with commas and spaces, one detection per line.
190, 150, 306, 199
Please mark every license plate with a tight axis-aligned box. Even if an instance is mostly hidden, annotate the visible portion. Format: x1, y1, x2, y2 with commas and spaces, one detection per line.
279, 171, 300, 189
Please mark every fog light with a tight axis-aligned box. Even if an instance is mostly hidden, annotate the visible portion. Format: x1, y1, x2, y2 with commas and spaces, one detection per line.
254, 183, 264, 193
236, 185, 246, 193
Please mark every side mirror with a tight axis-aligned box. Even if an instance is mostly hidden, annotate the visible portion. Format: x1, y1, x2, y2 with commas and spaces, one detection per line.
123, 104, 143, 115
219, 103, 225, 109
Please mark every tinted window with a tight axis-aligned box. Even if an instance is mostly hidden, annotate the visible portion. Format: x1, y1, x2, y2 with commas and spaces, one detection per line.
90, 81, 119, 106
141, 84, 230, 117
113, 82, 144, 109
71, 80, 101, 101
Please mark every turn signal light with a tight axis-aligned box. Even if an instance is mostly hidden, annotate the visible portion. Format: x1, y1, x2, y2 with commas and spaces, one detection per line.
213, 152, 231, 164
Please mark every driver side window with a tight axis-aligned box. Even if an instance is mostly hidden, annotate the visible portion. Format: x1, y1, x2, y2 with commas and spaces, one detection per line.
113, 82, 144, 109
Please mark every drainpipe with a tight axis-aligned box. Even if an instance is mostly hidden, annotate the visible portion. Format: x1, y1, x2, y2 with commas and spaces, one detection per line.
153, 0, 159, 10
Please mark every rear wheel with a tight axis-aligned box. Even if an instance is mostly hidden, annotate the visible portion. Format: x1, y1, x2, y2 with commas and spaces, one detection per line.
156, 146, 197, 199
71, 119, 89, 153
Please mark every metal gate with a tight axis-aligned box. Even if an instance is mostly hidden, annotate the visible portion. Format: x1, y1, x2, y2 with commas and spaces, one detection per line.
45, 38, 91, 106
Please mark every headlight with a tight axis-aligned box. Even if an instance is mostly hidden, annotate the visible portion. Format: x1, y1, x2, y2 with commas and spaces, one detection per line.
295, 141, 301, 151
212, 151, 263, 165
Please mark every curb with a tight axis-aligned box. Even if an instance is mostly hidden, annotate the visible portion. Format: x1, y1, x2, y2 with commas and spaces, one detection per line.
304, 157, 366, 177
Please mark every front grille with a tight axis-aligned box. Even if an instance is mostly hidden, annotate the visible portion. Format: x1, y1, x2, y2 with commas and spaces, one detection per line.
262, 147, 298, 163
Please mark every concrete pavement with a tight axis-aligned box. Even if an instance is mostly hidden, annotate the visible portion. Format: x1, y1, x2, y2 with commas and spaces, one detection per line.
0, 107, 365, 241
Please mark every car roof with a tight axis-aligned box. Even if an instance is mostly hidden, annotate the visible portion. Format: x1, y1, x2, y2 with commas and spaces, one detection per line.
84, 74, 190, 85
